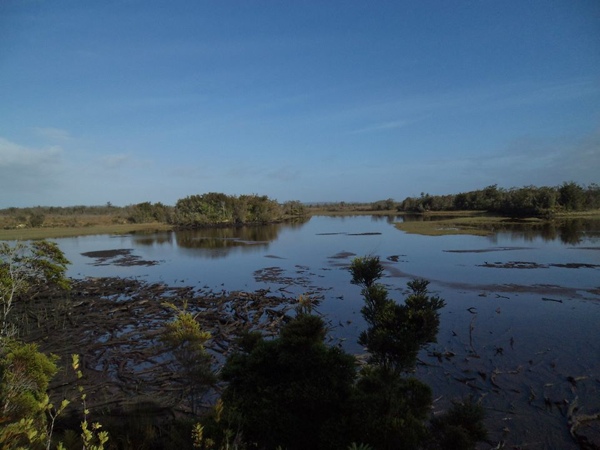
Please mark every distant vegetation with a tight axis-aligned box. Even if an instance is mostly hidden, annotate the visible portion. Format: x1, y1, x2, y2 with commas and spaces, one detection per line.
169, 193, 305, 228
0, 193, 307, 232
396, 182, 600, 217
1, 242, 487, 449
1, 183, 598, 235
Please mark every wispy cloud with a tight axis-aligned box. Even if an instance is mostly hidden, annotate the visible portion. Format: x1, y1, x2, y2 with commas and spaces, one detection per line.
98, 153, 152, 170
319, 77, 600, 132
436, 128, 600, 189
0, 137, 65, 197
32, 127, 72, 142
0, 137, 63, 167
266, 165, 301, 182
350, 119, 412, 134
99, 154, 130, 169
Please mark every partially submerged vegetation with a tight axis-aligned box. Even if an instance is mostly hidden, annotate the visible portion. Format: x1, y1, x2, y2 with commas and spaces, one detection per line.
1, 242, 488, 449
2, 183, 599, 241
393, 210, 600, 238
392, 182, 600, 237
0, 193, 307, 241
170, 193, 305, 228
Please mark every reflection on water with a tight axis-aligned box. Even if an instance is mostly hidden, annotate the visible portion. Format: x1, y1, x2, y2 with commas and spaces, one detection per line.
132, 219, 310, 258
369, 215, 403, 224
132, 233, 175, 246
401, 215, 600, 245
53, 215, 599, 449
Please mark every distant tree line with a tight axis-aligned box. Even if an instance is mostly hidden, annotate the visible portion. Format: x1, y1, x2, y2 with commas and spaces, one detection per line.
0, 243, 487, 449
397, 182, 600, 217
1, 194, 307, 228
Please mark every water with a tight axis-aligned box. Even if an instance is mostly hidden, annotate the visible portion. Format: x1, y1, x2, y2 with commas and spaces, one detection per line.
60, 215, 599, 313
53, 215, 600, 449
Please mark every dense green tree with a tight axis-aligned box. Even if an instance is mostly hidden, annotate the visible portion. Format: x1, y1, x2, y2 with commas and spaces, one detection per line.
28, 213, 45, 228
398, 182, 598, 216
349, 366, 432, 450
349, 256, 384, 288
427, 398, 488, 450
371, 198, 396, 211
0, 339, 59, 449
558, 181, 585, 211
127, 201, 172, 223
171, 193, 289, 227
220, 313, 356, 450
350, 257, 445, 374
217, 257, 475, 449
349, 257, 485, 450
282, 200, 307, 217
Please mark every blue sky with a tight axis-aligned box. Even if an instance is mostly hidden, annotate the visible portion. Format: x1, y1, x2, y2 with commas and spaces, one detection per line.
1, 1, 599, 207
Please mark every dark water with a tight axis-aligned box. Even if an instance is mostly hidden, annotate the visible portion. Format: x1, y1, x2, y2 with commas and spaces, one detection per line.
55, 215, 599, 449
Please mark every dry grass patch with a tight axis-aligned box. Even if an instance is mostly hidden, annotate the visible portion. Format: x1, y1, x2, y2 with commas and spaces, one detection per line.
394, 214, 544, 236
0, 223, 173, 241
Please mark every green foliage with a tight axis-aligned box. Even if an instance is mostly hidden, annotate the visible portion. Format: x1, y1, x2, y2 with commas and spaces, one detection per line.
71, 354, 109, 450
171, 193, 290, 227
220, 312, 356, 450
398, 182, 600, 216
428, 398, 488, 450
0, 346, 110, 450
217, 260, 461, 449
350, 257, 445, 373
0, 241, 73, 448
29, 213, 45, 228
558, 181, 585, 211
0, 339, 60, 449
160, 302, 216, 413
349, 367, 432, 450
349, 256, 384, 288
371, 198, 396, 211
282, 200, 307, 217
127, 201, 172, 223
0, 240, 70, 337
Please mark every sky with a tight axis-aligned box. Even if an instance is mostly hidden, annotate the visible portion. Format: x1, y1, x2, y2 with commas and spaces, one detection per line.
1, 1, 599, 207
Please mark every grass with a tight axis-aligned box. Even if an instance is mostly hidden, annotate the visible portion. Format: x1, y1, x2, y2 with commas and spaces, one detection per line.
2, 209, 598, 240
394, 216, 515, 236
0, 222, 173, 241
394, 210, 600, 236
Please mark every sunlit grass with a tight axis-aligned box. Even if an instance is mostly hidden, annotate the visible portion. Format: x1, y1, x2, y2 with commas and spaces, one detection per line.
394, 218, 496, 236
0, 223, 173, 241
394, 210, 600, 236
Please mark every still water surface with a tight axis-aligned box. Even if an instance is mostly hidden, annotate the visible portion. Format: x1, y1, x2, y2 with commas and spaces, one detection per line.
61, 215, 599, 292
55, 215, 599, 449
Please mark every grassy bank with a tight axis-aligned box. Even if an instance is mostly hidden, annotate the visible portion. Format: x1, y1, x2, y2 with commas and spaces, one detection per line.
2, 209, 599, 240
393, 210, 600, 236
0, 222, 173, 241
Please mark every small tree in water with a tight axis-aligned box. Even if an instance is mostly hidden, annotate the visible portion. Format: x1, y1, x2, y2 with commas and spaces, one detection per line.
348, 256, 485, 450
349, 255, 384, 288
160, 302, 215, 413
212, 257, 486, 449
350, 256, 445, 374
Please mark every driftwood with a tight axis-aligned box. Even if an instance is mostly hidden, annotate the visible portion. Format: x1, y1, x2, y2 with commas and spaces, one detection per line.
16, 277, 300, 416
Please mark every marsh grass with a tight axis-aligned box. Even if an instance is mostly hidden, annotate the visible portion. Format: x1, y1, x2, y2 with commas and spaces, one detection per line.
0, 222, 172, 241
394, 210, 600, 236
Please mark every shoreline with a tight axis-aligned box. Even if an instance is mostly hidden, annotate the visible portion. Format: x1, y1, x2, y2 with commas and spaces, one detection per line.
1, 209, 599, 240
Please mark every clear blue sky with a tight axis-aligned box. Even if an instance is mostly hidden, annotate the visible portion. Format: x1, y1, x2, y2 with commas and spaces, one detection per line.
1, 1, 599, 207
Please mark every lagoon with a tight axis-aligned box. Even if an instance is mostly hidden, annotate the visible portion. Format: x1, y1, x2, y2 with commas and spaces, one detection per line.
54, 215, 599, 449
